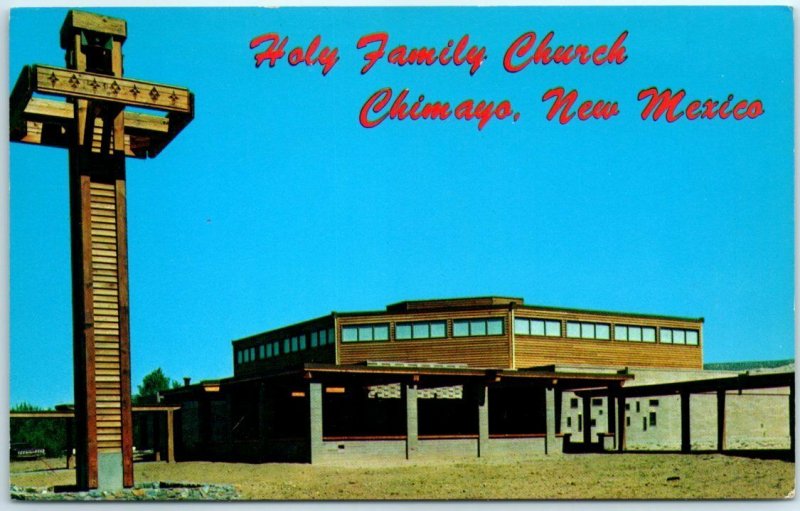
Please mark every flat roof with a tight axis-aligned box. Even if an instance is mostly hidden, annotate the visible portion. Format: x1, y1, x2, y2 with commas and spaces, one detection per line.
217, 362, 633, 391
385, 296, 524, 312
575, 371, 794, 398
232, 296, 703, 346
340, 296, 703, 322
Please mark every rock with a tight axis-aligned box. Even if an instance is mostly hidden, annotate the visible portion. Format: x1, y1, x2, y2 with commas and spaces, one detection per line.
10, 483, 240, 501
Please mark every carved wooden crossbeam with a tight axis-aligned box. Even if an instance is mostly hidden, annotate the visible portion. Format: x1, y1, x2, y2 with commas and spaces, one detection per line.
34, 65, 192, 112
10, 64, 194, 158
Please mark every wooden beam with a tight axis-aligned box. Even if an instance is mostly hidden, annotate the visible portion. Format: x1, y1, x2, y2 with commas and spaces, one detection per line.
131, 406, 180, 412
9, 66, 34, 136
166, 409, 175, 463
24, 97, 73, 119
13, 98, 181, 159
116, 166, 134, 488
22, 98, 169, 133
577, 371, 795, 398
10, 412, 74, 419
34, 65, 192, 113
61, 10, 127, 41
9, 406, 179, 418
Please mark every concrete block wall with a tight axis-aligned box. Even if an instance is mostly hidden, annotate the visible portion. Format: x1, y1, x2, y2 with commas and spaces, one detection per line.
560, 396, 611, 442
488, 437, 547, 456
314, 437, 549, 462
560, 367, 792, 451
318, 440, 407, 462
624, 394, 681, 450
726, 390, 791, 449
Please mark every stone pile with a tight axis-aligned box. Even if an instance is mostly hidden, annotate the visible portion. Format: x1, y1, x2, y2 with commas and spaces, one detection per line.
10, 481, 239, 501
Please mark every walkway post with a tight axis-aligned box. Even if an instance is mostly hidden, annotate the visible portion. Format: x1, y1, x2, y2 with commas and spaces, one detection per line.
617, 395, 626, 452
680, 391, 691, 453
308, 382, 323, 463
716, 389, 727, 452
545, 385, 560, 454
477, 384, 489, 457
404, 382, 418, 459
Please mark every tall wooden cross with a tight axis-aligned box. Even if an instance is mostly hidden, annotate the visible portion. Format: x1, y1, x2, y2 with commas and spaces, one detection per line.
10, 10, 194, 490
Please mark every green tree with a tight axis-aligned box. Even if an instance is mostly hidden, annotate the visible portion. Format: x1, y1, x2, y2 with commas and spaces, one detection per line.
134, 368, 180, 404
11, 401, 45, 412
10, 403, 65, 458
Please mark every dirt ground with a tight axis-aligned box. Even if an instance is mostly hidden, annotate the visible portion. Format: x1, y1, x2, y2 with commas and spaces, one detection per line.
9, 453, 795, 500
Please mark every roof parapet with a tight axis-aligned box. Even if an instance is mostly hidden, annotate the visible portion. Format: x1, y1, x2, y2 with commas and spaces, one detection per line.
386, 296, 524, 313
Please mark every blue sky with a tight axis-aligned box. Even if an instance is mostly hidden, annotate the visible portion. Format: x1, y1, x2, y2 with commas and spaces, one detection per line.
8, 6, 794, 407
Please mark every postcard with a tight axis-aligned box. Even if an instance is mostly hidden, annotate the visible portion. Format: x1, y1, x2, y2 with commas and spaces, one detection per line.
8, 5, 795, 501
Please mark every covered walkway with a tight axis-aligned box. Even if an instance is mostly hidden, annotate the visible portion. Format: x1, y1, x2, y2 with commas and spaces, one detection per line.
575, 371, 794, 457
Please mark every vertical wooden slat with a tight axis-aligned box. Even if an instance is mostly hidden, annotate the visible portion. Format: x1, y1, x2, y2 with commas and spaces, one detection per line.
69, 24, 99, 491
115, 170, 134, 486
83, 172, 98, 488
90, 179, 123, 458
166, 409, 175, 463
508, 307, 516, 369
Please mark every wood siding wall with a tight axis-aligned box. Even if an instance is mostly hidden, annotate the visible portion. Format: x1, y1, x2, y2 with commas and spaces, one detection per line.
232, 306, 703, 374
235, 346, 336, 378
514, 338, 702, 369
336, 310, 512, 368
513, 309, 703, 370
233, 318, 336, 378
89, 181, 124, 451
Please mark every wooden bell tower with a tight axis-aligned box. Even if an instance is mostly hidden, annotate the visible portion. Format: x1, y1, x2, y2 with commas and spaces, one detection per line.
10, 10, 194, 489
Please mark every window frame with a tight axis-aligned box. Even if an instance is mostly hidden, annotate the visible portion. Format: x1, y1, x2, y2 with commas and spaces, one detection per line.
614, 324, 657, 342
396, 320, 448, 341
566, 321, 611, 340
660, 327, 700, 346
452, 317, 505, 337
514, 317, 562, 337
341, 323, 391, 343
